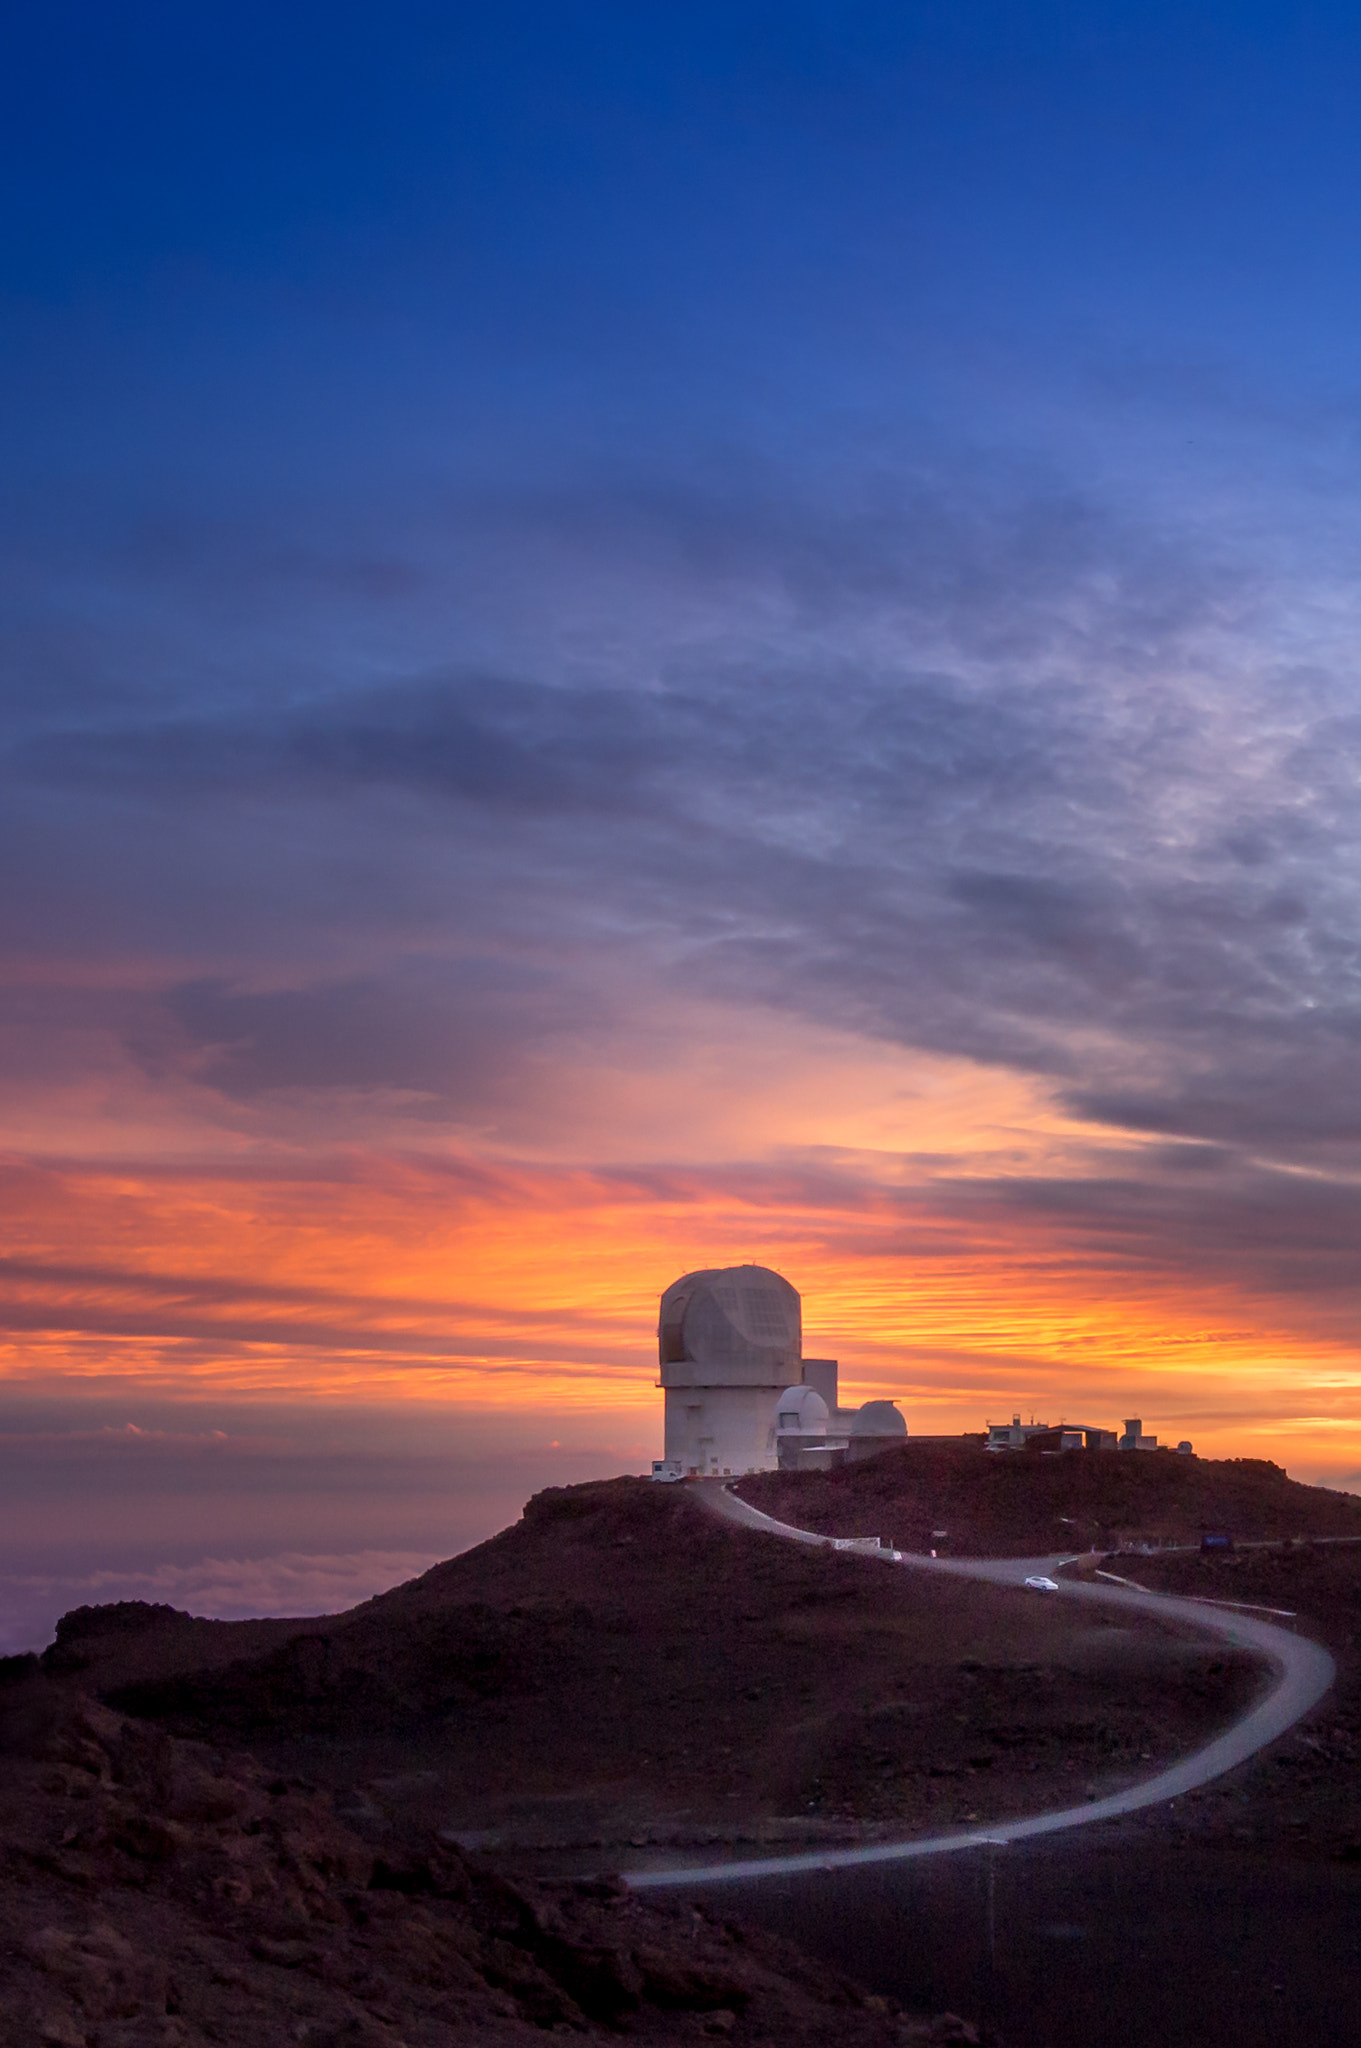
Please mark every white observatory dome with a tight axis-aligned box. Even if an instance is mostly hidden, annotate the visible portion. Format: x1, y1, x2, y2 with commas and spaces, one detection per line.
774, 1385, 829, 1435
656, 1262, 804, 1478
851, 1399, 907, 1437
658, 1264, 802, 1387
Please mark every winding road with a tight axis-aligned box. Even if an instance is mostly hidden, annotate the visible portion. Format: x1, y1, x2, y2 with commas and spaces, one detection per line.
628, 1481, 1336, 1892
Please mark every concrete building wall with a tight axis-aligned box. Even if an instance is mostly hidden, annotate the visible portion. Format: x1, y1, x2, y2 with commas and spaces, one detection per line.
663, 1383, 784, 1476
800, 1359, 839, 1409
844, 1434, 901, 1463
658, 1264, 804, 1475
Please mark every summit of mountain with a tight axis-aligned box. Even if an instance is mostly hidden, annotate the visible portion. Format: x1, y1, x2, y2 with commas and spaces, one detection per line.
735, 1442, 1361, 1558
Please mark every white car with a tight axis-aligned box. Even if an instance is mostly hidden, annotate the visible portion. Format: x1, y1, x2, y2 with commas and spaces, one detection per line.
1024, 1574, 1060, 1593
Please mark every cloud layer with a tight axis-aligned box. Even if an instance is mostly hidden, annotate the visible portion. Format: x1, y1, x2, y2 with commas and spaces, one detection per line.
0, 1549, 446, 1656
8, 459, 1361, 1172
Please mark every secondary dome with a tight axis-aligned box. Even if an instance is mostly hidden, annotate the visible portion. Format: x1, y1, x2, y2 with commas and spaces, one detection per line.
774, 1385, 829, 1434
851, 1399, 907, 1437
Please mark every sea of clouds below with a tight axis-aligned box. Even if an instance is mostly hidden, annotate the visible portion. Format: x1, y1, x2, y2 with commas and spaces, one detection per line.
0, 1548, 448, 1659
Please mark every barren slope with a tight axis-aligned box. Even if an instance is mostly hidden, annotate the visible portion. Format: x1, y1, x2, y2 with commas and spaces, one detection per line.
0, 1673, 951, 2047
1061, 1540, 1361, 1862
44, 1479, 1260, 1863
736, 1443, 1361, 1557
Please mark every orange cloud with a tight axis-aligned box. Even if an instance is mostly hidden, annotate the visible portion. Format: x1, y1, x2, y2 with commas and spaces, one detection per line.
4, 1105, 1361, 1482
3, 979, 1360, 1482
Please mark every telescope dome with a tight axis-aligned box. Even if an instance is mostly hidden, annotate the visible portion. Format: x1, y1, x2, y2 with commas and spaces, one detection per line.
774, 1385, 829, 1434
658, 1264, 801, 1387
851, 1399, 906, 1437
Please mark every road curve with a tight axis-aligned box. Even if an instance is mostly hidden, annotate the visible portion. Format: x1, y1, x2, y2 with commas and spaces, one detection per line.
628, 1482, 1335, 1892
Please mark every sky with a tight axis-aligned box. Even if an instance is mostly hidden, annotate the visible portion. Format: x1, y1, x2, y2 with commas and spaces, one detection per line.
5, 0, 1361, 1645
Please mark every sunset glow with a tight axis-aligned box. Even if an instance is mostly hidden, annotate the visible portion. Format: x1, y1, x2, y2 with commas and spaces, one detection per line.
6, 1007, 1361, 1473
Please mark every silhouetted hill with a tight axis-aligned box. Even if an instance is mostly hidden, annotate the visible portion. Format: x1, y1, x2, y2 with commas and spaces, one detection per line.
736, 1444, 1361, 1557
47, 1600, 310, 1690
43, 1478, 1255, 1862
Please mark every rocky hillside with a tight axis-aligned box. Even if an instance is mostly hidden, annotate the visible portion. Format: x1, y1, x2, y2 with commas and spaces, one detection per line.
0, 1669, 972, 2047
40, 1479, 1258, 1863
736, 1443, 1361, 1557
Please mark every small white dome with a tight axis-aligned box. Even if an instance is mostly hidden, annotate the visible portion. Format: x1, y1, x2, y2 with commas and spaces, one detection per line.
851, 1400, 907, 1437
774, 1384, 829, 1434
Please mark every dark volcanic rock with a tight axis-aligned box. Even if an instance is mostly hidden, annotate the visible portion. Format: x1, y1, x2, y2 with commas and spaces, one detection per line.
0, 1677, 959, 2046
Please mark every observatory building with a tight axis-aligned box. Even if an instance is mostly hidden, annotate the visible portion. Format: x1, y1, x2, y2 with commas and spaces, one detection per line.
657, 1265, 802, 1477
652, 1267, 1190, 1477
654, 1263, 909, 1477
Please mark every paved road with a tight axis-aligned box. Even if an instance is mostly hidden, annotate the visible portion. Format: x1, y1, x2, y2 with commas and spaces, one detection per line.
629, 1482, 1336, 1892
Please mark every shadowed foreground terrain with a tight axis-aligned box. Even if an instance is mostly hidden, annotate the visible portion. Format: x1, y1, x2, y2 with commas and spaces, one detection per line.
736, 1442, 1361, 1558
0, 1677, 968, 2047
39, 1480, 1259, 1864
11, 1468, 1361, 2046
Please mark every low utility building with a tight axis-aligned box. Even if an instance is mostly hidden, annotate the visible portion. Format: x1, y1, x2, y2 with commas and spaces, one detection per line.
984, 1413, 1188, 1454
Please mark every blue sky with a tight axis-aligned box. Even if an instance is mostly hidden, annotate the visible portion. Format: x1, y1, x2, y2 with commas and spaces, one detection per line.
11, 4, 1361, 477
